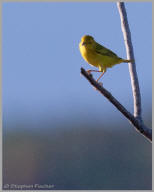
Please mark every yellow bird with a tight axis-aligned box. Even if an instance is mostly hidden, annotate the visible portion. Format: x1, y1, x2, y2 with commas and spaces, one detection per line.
79, 35, 133, 82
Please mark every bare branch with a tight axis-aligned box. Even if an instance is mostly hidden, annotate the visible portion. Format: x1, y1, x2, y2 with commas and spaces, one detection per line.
80, 2, 152, 142
117, 2, 142, 120
81, 68, 152, 142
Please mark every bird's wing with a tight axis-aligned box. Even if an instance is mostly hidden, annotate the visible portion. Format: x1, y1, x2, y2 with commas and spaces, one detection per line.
95, 42, 117, 57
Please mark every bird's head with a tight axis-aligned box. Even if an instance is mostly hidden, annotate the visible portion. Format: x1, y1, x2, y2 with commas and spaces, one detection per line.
81, 35, 94, 46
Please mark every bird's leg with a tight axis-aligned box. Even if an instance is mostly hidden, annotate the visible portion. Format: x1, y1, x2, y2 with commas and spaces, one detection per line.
87, 69, 100, 74
96, 71, 105, 82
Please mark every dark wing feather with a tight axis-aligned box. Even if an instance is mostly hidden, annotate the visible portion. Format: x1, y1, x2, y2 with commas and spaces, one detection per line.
95, 42, 117, 57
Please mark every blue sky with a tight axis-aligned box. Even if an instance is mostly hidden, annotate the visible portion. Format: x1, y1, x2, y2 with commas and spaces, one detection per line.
2, 2, 152, 130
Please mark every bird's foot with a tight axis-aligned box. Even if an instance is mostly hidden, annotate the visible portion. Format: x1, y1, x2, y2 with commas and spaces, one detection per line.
93, 81, 103, 90
98, 82, 103, 86
86, 70, 91, 74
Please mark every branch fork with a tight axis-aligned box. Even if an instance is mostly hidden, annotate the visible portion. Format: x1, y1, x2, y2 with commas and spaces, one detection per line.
80, 2, 152, 142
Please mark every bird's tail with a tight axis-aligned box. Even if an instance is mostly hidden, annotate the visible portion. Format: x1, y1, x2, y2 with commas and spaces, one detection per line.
120, 58, 134, 63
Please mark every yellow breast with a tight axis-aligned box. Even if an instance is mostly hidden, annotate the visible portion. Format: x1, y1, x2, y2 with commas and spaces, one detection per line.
79, 42, 99, 68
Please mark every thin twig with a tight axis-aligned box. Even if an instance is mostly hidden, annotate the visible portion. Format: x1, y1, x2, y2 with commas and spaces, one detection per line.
80, 2, 152, 142
117, 2, 142, 120
81, 68, 152, 142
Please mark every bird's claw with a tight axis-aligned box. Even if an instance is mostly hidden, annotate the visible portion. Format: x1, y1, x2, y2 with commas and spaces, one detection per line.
86, 70, 91, 74
98, 82, 103, 86
93, 81, 103, 90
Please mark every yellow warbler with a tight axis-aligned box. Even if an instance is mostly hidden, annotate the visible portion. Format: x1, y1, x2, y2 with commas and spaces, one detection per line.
79, 35, 133, 82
